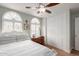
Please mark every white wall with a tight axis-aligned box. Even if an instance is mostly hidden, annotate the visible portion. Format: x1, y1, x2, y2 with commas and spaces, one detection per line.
0, 6, 34, 31
41, 18, 47, 44
42, 4, 71, 53
0, 6, 41, 33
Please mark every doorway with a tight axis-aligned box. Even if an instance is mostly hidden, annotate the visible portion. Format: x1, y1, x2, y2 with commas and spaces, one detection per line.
75, 17, 79, 51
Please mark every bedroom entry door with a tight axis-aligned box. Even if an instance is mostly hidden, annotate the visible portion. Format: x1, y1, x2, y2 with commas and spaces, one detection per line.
75, 17, 79, 51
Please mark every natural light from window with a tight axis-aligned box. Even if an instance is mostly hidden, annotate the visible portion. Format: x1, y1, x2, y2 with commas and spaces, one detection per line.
31, 18, 40, 38
2, 11, 22, 33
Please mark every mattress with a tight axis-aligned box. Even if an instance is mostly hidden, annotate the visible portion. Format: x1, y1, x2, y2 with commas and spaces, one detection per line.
0, 40, 57, 56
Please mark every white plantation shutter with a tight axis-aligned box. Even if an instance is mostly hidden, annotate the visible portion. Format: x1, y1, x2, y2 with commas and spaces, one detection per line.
2, 11, 22, 33
31, 18, 40, 38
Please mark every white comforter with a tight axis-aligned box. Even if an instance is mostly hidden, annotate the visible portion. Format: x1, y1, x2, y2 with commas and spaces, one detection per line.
0, 40, 57, 56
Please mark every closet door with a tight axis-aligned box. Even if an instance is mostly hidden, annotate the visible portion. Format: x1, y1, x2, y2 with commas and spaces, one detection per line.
75, 17, 79, 51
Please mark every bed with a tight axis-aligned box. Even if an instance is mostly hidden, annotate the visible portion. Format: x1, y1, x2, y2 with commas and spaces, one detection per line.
0, 32, 57, 56
0, 40, 57, 56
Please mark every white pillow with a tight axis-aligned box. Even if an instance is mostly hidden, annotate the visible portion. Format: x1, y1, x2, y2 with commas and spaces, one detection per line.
0, 35, 16, 45
16, 32, 30, 42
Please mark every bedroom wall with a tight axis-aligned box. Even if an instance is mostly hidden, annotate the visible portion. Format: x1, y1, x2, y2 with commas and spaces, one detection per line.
42, 4, 71, 53
0, 6, 42, 45
41, 18, 47, 44
0, 6, 41, 33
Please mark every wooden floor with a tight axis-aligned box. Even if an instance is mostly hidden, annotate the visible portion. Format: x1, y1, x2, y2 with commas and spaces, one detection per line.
45, 45, 79, 56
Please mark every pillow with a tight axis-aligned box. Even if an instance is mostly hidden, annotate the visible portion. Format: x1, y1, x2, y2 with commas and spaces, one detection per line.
0, 35, 16, 45
16, 32, 30, 42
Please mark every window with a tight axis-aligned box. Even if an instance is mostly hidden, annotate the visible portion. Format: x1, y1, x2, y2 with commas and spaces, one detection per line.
31, 18, 40, 38
2, 11, 22, 33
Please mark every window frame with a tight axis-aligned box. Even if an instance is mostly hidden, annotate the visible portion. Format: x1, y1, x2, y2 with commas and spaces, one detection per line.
2, 11, 23, 33
30, 18, 41, 38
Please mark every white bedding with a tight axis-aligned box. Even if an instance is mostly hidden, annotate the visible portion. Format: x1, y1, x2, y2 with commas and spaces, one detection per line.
0, 40, 57, 56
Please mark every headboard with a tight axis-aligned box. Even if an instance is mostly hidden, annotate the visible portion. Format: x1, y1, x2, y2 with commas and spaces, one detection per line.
0, 35, 16, 45
0, 32, 30, 45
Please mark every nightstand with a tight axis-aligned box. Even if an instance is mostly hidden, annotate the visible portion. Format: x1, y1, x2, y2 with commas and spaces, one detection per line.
32, 36, 44, 45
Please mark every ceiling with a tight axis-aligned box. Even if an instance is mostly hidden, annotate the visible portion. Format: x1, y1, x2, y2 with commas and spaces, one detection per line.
0, 3, 50, 18
0, 3, 79, 18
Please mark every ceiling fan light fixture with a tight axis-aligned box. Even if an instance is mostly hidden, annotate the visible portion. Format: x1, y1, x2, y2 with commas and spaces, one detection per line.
40, 4, 44, 8
38, 8, 46, 13
37, 8, 46, 14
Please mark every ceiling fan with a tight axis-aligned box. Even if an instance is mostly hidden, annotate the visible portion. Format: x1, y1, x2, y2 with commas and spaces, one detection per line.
25, 3, 59, 14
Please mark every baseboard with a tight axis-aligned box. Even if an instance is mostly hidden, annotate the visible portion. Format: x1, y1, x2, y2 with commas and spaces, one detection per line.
46, 44, 71, 54
63, 49, 71, 53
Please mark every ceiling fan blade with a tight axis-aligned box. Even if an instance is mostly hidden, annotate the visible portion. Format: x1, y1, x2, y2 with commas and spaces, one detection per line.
46, 3, 59, 7
25, 7, 31, 9
45, 9, 52, 14
25, 6, 40, 9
